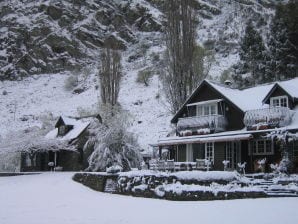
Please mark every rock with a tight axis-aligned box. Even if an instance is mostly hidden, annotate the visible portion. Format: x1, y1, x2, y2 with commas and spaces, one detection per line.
72, 87, 85, 94
46, 5, 63, 20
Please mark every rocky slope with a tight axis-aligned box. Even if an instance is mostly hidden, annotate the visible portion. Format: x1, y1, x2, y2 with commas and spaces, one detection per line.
0, 0, 286, 80
0, 0, 288, 150
0, 0, 162, 80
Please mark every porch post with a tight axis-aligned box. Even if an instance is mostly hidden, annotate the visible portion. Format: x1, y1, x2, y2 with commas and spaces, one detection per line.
54, 152, 57, 168
158, 146, 162, 160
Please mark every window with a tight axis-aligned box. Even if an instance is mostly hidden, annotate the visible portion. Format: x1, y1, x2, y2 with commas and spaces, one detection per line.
197, 103, 217, 116
58, 126, 66, 136
225, 142, 241, 169
270, 96, 288, 108
251, 140, 273, 155
205, 142, 214, 163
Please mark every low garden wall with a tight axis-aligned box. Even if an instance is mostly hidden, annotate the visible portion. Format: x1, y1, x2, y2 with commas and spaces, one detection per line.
73, 171, 267, 200
73, 172, 119, 192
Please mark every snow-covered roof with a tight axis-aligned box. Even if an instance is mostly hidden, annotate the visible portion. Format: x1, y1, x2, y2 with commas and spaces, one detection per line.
158, 132, 252, 146
277, 78, 298, 99
206, 80, 274, 111
187, 99, 223, 107
46, 116, 90, 141
56, 116, 78, 127
172, 78, 298, 123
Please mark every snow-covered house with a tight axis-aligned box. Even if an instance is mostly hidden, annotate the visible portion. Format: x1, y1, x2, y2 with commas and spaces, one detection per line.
43, 116, 91, 171
157, 78, 298, 173
0, 116, 91, 172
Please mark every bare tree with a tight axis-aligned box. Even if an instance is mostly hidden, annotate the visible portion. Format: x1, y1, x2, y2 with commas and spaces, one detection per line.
98, 47, 122, 107
162, 0, 205, 113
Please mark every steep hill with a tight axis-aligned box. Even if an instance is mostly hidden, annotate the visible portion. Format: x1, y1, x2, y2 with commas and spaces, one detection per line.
0, 0, 287, 150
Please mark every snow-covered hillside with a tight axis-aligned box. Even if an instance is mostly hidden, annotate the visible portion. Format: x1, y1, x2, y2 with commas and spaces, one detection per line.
0, 50, 172, 151
0, 0, 287, 151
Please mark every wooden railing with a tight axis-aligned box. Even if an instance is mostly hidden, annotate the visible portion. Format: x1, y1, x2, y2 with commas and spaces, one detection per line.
177, 115, 227, 134
244, 107, 293, 130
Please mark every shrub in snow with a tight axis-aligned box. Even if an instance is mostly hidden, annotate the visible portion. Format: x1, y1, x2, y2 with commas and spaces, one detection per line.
86, 124, 142, 172
266, 130, 297, 173
257, 158, 266, 172
64, 75, 78, 91
136, 69, 152, 86
106, 165, 123, 174
237, 162, 246, 175
271, 157, 291, 175
222, 160, 230, 171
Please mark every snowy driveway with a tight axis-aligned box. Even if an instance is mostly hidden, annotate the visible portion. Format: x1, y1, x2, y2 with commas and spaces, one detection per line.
0, 172, 297, 224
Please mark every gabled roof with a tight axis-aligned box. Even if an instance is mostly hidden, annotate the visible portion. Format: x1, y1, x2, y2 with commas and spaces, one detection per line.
171, 78, 298, 124
47, 116, 90, 141
171, 80, 273, 123
207, 80, 274, 111
171, 80, 242, 123
55, 116, 77, 128
262, 78, 298, 104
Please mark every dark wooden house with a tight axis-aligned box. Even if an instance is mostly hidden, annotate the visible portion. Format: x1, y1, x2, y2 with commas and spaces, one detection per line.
157, 78, 298, 173
20, 116, 91, 172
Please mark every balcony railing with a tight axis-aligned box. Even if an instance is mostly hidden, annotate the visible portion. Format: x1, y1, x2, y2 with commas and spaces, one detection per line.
177, 115, 227, 135
244, 107, 293, 130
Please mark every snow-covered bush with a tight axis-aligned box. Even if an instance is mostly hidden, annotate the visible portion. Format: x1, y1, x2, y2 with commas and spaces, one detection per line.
64, 75, 78, 91
270, 157, 291, 175
136, 69, 152, 86
222, 160, 230, 171
237, 162, 246, 175
266, 130, 298, 173
87, 124, 142, 172
106, 165, 123, 174
257, 158, 266, 172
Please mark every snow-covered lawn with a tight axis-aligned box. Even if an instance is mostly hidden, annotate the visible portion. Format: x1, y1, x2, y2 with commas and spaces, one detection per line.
0, 173, 297, 224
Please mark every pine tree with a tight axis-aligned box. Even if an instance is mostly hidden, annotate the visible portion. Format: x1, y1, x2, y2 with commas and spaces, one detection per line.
267, 1, 298, 80
236, 20, 266, 86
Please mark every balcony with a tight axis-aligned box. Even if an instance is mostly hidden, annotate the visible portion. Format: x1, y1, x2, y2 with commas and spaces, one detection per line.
244, 107, 293, 130
177, 115, 227, 135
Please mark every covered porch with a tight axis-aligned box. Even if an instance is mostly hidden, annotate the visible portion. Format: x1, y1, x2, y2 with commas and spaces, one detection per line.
157, 133, 252, 171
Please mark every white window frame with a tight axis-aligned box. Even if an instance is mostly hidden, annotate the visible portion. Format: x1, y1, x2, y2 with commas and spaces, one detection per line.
270, 96, 288, 108
250, 139, 274, 155
205, 142, 214, 164
225, 142, 241, 169
196, 103, 218, 116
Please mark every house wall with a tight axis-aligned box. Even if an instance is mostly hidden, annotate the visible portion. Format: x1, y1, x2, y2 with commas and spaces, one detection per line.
181, 84, 244, 131
214, 142, 225, 170
20, 150, 82, 172
59, 151, 82, 171
264, 86, 295, 109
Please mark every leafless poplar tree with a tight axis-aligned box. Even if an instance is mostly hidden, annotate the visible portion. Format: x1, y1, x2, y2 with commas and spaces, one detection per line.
98, 47, 122, 107
162, 0, 205, 113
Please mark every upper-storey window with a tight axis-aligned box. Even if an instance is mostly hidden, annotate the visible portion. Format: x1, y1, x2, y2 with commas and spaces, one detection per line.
196, 103, 217, 116
270, 96, 288, 108
58, 125, 67, 136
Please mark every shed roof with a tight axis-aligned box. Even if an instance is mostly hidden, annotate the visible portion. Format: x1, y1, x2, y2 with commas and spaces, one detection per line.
46, 116, 90, 141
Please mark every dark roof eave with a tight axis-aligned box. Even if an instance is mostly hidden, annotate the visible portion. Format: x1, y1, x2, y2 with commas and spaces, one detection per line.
171, 80, 244, 123
262, 83, 294, 104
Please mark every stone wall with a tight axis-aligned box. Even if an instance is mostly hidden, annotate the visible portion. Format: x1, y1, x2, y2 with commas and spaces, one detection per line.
72, 173, 118, 192
73, 172, 267, 200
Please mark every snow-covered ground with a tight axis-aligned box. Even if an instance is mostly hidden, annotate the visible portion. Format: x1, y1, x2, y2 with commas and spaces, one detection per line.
0, 172, 297, 224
